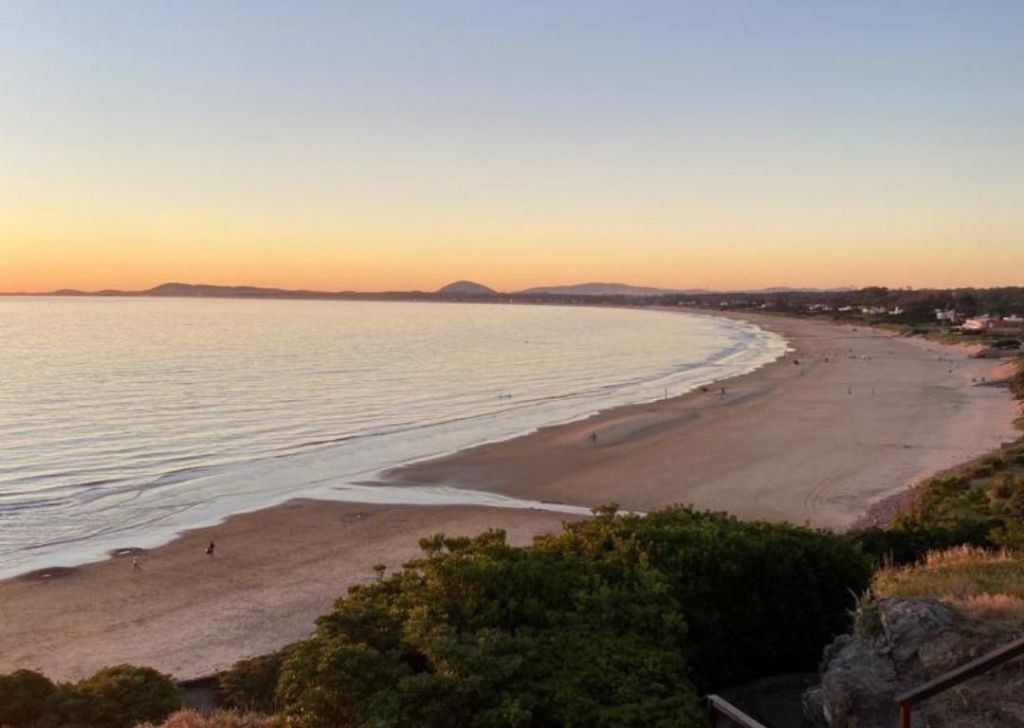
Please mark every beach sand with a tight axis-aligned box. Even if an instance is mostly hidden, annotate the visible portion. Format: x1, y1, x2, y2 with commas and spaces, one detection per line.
387, 312, 1021, 527
1, 312, 1020, 680
0, 503, 576, 681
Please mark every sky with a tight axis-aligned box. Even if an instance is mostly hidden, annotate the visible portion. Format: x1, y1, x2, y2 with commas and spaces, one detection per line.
2, 1, 1023, 293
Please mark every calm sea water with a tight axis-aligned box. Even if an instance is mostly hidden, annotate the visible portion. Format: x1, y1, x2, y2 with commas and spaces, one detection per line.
0, 298, 786, 576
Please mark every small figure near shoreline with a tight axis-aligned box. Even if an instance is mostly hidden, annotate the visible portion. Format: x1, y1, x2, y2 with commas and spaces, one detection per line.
205, 541, 216, 557
132, 555, 141, 572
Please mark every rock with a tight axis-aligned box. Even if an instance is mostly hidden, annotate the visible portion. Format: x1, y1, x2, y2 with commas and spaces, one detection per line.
819, 638, 898, 727
801, 686, 827, 728
805, 598, 1024, 727
879, 598, 960, 665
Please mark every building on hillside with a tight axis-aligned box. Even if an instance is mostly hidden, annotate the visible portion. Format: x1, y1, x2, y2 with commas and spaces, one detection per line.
962, 315, 994, 331
935, 309, 961, 324
962, 315, 1024, 333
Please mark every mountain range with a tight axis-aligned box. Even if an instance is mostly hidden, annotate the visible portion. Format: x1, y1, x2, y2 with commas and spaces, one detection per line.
18, 280, 852, 299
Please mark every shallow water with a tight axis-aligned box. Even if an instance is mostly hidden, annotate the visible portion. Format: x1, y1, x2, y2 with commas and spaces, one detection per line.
0, 297, 786, 576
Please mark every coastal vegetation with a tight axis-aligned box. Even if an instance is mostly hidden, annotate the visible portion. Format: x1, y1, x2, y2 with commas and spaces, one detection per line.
872, 546, 1024, 627
0, 666, 180, 728
0, 508, 870, 728
851, 438, 1024, 564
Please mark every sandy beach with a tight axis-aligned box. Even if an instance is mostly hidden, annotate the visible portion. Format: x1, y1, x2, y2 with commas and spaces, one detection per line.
388, 311, 1020, 527
1, 311, 1020, 680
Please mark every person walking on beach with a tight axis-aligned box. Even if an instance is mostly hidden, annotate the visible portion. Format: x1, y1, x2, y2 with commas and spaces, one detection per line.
205, 541, 216, 557
132, 555, 141, 572
589, 431, 598, 444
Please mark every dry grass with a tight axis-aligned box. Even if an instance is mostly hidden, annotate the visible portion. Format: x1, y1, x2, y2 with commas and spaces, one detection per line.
873, 545, 1024, 627
135, 710, 277, 728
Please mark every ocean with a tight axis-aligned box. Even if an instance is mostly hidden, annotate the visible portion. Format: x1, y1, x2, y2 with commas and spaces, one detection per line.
0, 297, 786, 577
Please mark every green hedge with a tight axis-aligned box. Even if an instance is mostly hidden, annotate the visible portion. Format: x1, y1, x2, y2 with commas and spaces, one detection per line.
0, 665, 180, 728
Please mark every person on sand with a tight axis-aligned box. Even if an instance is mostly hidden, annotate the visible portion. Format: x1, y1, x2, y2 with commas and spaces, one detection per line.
205, 541, 215, 557
132, 555, 141, 572
720, 386, 726, 396
589, 431, 598, 444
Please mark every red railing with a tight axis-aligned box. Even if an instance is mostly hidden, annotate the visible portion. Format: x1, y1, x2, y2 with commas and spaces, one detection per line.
706, 694, 769, 728
895, 634, 1024, 727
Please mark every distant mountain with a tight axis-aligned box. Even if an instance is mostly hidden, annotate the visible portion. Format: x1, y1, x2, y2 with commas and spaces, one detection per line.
436, 280, 497, 296
516, 282, 704, 297
731, 287, 856, 294
146, 282, 303, 297
22, 280, 859, 301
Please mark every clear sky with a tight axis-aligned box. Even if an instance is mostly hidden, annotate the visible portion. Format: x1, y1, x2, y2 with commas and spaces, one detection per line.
2, 1, 1022, 293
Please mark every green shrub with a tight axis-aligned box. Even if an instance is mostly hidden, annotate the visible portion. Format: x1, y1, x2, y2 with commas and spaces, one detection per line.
0, 670, 56, 727
55, 665, 181, 728
0, 665, 180, 728
850, 522, 996, 566
274, 507, 869, 725
277, 524, 706, 727
547, 507, 871, 690
219, 651, 291, 713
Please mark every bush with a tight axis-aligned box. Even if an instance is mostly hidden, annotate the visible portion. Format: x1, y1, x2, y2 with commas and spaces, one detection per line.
850, 522, 996, 567
274, 507, 870, 725
0, 670, 56, 727
547, 507, 871, 690
53, 665, 181, 728
219, 651, 291, 713
277, 524, 706, 727
0, 665, 180, 728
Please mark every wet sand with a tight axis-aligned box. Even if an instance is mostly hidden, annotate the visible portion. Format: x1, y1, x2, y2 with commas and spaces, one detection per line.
1, 311, 1019, 680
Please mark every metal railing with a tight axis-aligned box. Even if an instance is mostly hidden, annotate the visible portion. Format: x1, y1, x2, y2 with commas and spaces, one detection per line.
895, 634, 1024, 727
706, 694, 769, 728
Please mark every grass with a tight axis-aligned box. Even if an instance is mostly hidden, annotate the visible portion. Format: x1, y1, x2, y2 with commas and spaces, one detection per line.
873, 545, 1024, 627
135, 710, 275, 728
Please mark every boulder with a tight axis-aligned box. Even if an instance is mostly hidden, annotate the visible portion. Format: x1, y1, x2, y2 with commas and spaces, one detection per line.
805, 598, 1024, 727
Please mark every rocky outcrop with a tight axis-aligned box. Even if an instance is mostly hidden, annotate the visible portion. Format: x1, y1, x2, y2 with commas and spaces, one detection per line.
805, 598, 1023, 727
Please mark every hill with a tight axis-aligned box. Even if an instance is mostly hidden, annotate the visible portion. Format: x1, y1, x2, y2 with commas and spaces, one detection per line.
517, 282, 701, 297
435, 280, 497, 296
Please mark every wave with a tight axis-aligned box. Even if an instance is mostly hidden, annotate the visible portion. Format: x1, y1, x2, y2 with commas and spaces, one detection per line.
0, 303, 787, 578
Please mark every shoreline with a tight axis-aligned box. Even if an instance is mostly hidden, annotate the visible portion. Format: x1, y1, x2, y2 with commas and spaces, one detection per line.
2, 310, 1020, 680
0, 306, 785, 581
382, 310, 1020, 526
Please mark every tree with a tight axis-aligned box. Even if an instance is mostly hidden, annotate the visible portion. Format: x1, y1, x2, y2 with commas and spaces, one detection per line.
0, 670, 56, 727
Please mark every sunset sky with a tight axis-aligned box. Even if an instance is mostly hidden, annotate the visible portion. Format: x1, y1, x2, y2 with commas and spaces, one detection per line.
2, 1, 1023, 293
